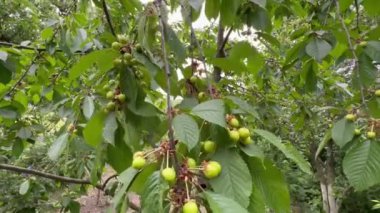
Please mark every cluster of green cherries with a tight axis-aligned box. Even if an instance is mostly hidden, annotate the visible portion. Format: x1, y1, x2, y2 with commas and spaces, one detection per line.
103, 87, 126, 113
130, 143, 222, 212
227, 116, 252, 145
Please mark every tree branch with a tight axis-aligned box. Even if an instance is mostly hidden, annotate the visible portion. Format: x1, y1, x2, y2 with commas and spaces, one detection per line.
213, 23, 233, 82
334, 0, 367, 109
102, 0, 116, 37
0, 163, 102, 189
0, 41, 62, 52
354, 0, 360, 33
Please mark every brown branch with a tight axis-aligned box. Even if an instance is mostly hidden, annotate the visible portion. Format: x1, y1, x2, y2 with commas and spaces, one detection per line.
213, 23, 233, 82
102, 174, 118, 189
0, 163, 102, 189
102, 0, 116, 37
354, 0, 360, 33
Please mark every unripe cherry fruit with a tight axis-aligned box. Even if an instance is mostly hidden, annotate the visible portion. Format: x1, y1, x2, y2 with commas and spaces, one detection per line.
162, 167, 176, 182
345, 114, 356, 122
190, 76, 198, 84
132, 157, 146, 169
113, 58, 122, 67
116, 94, 126, 103
133, 151, 144, 159
242, 136, 253, 145
186, 158, 197, 169
238, 127, 250, 139
203, 161, 222, 179
229, 130, 240, 143
182, 200, 199, 213
229, 118, 240, 128
375, 90, 380, 97
354, 129, 361, 136
112, 42, 122, 51
203, 140, 216, 153
106, 91, 114, 100
198, 92, 206, 101
106, 102, 116, 111
117, 35, 128, 44
367, 131, 376, 139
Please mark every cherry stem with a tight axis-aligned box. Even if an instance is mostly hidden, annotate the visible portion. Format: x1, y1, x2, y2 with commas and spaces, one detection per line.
185, 179, 190, 200
166, 150, 170, 168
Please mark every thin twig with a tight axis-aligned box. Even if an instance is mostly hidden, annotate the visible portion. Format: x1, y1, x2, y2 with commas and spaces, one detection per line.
0, 41, 59, 52
354, 0, 360, 33
335, 0, 367, 109
217, 27, 233, 55
102, 0, 116, 37
0, 163, 102, 189
102, 174, 118, 189
155, 0, 179, 170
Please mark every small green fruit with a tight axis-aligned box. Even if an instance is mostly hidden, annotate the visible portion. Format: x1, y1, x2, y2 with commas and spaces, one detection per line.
106, 91, 114, 100
229, 130, 240, 143
186, 158, 196, 169
135, 43, 142, 52
162, 167, 176, 182
367, 131, 376, 139
133, 151, 144, 159
354, 129, 361, 136
116, 94, 126, 102
117, 35, 128, 44
242, 136, 253, 145
238, 127, 250, 139
132, 157, 146, 169
190, 76, 197, 84
123, 53, 133, 61
203, 140, 216, 153
112, 42, 122, 51
106, 102, 116, 111
345, 113, 356, 121
359, 41, 367, 47
375, 90, 380, 97
203, 161, 222, 179
198, 92, 206, 101
102, 84, 110, 90
183, 200, 198, 213
113, 58, 122, 67
229, 118, 240, 128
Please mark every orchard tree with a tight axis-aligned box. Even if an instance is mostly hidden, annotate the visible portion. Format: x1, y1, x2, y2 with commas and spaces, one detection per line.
0, 0, 379, 212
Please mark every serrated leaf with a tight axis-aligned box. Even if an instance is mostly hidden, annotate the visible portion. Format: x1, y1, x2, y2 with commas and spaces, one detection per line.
240, 144, 264, 161
0, 61, 12, 84
343, 141, 380, 191
226, 96, 260, 119
209, 149, 252, 207
83, 112, 106, 147
103, 112, 118, 145
254, 129, 312, 174
368, 98, 380, 118
331, 118, 355, 147
165, 25, 186, 63
112, 168, 139, 208
48, 133, 69, 161
220, 0, 241, 26
363, 0, 380, 16
68, 49, 119, 81
173, 114, 199, 150
19, 180, 30, 195
141, 171, 168, 213
106, 125, 132, 173
204, 191, 249, 213
191, 99, 226, 127
305, 38, 332, 61
246, 158, 291, 213
357, 53, 376, 87
364, 41, 380, 61
82, 96, 95, 120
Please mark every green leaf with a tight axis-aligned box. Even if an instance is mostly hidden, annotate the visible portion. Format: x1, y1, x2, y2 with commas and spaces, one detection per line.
305, 38, 332, 61
220, 0, 241, 26
19, 180, 30, 195
331, 118, 355, 147
112, 168, 139, 208
301, 59, 318, 93
48, 133, 69, 161
368, 98, 380, 118
248, 187, 266, 213
315, 129, 332, 159
0, 61, 12, 84
68, 49, 119, 81
209, 149, 252, 207
247, 7, 272, 32
363, 0, 380, 16
83, 111, 106, 147
165, 25, 186, 63
106, 125, 132, 173
339, 0, 353, 12
173, 114, 199, 150
103, 112, 118, 145
191, 99, 226, 127
250, 0, 266, 8
205, 0, 220, 19
204, 191, 249, 213
343, 141, 380, 191
129, 163, 159, 194
240, 144, 265, 161
364, 41, 380, 61
356, 53, 376, 87
246, 158, 291, 213
82, 96, 95, 120
141, 171, 168, 213
226, 96, 260, 119
254, 129, 312, 174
